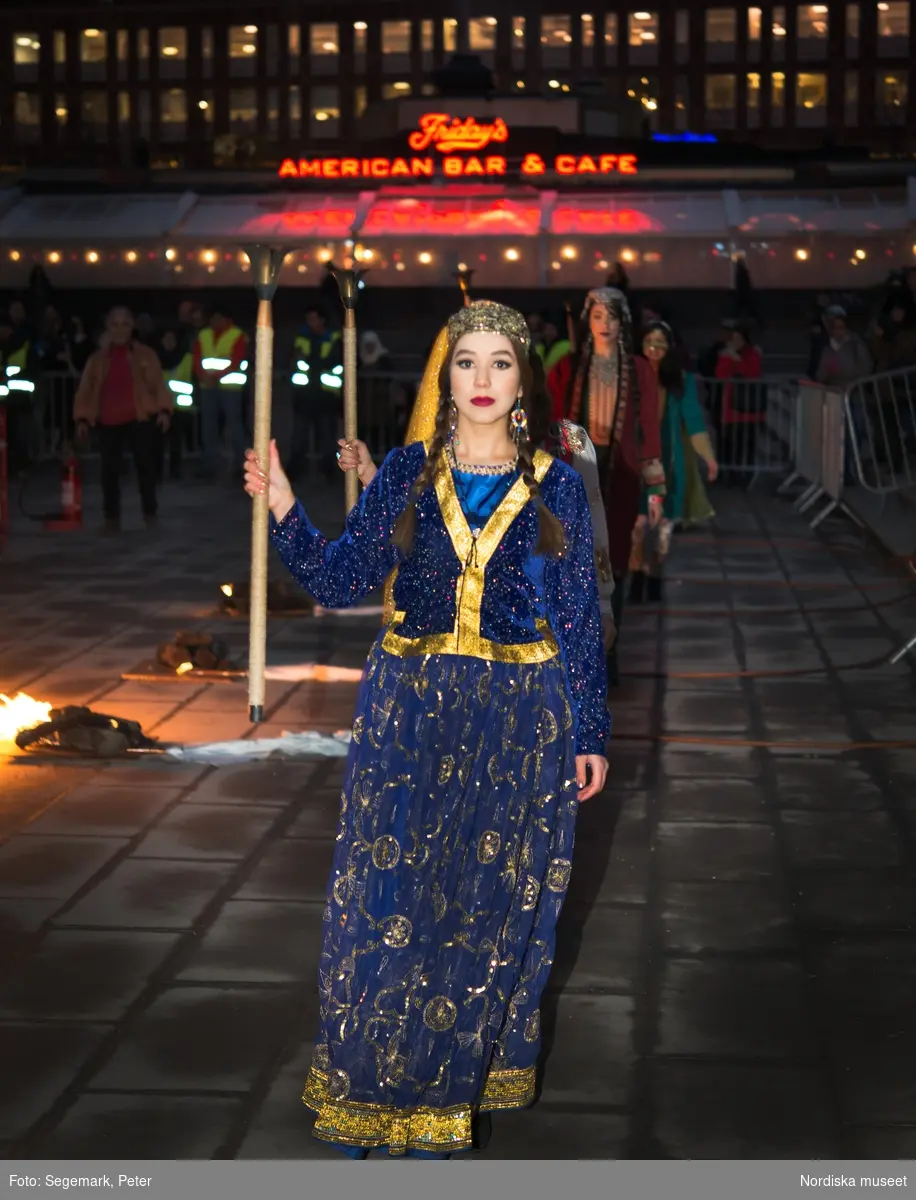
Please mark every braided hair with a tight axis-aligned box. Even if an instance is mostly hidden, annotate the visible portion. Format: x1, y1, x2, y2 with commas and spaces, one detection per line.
391, 336, 566, 558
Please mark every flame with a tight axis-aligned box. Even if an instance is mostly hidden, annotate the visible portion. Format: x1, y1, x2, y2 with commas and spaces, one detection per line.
0, 692, 52, 741
175, 662, 195, 676
220, 583, 234, 597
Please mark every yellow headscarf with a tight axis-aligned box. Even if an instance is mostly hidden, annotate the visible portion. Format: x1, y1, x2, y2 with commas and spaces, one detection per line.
381, 322, 450, 621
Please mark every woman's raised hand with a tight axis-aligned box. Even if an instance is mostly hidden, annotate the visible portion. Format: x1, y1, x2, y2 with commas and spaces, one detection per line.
243, 439, 296, 523
337, 438, 377, 487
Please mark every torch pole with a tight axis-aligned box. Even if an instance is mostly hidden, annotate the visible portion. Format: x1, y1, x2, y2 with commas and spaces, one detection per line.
242, 244, 289, 724
328, 263, 366, 516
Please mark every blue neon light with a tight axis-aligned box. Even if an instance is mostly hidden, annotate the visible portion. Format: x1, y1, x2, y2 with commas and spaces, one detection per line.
652, 131, 719, 144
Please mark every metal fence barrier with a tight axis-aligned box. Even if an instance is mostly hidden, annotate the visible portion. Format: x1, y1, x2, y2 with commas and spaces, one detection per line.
845, 366, 916, 495
694, 374, 798, 480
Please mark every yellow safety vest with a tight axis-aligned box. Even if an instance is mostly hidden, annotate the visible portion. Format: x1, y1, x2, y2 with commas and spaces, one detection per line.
291, 330, 342, 394
536, 339, 571, 374
164, 351, 195, 408
3, 341, 36, 396
197, 326, 248, 389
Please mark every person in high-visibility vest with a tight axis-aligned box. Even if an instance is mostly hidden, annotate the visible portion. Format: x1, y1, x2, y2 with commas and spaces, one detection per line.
0, 309, 38, 470
288, 305, 343, 482
193, 307, 248, 480
157, 327, 195, 481
535, 314, 571, 375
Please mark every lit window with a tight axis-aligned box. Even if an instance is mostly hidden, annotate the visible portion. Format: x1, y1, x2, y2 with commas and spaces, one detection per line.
383, 20, 411, 54
81, 89, 108, 130
354, 85, 367, 119
470, 17, 497, 49
443, 18, 458, 52
117, 91, 130, 126
846, 4, 860, 54
160, 87, 187, 138
311, 84, 340, 136
311, 23, 339, 55
158, 28, 187, 62
705, 72, 736, 127
877, 70, 908, 120
748, 8, 762, 39
845, 69, 859, 123
288, 25, 301, 57
771, 70, 786, 126
706, 9, 736, 42
676, 11, 689, 44
796, 71, 828, 119
13, 33, 41, 65
80, 28, 108, 63
675, 75, 689, 128
512, 16, 526, 65
747, 71, 761, 126
382, 81, 412, 97
229, 26, 258, 57
354, 22, 367, 55
201, 28, 214, 65
541, 15, 572, 44
797, 5, 829, 55
422, 20, 434, 52
54, 31, 66, 65
55, 94, 68, 126
14, 91, 41, 138
229, 87, 257, 132
628, 12, 658, 45
582, 13, 595, 46
877, 0, 909, 52
288, 84, 301, 137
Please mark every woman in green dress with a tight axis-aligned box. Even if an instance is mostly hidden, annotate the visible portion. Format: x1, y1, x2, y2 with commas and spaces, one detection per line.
629, 320, 719, 603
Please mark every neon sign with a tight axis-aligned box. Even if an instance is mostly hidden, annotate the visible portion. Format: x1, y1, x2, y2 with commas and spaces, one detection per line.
407, 113, 509, 153
278, 153, 638, 180
278, 111, 638, 181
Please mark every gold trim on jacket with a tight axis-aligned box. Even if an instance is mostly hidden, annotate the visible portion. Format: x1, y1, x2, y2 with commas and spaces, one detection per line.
381, 446, 558, 664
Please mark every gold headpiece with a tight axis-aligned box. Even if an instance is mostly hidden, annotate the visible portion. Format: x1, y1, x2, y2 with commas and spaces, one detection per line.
446, 300, 531, 350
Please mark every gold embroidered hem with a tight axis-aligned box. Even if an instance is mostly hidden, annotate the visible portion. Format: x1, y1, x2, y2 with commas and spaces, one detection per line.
302, 1064, 536, 1153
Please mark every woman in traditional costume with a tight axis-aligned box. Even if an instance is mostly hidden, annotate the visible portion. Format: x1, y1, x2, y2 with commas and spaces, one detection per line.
628, 320, 719, 603
546, 287, 665, 683
244, 301, 610, 1158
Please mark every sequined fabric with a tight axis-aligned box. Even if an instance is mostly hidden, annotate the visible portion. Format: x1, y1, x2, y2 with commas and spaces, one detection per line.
270, 442, 610, 755
303, 645, 579, 1155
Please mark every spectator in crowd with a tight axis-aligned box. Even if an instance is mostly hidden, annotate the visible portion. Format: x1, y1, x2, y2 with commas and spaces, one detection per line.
358, 330, 402, 452
868, 305, 916, 374
193, 306, 248, 481
134, 312, 158, 347
73, 306, 173, 533
807, 292, 833, 379
155, 326, 195, 481
287, 305, 342, 482
732, 253, 763, 327
714, 323, 764, 484
815, 307, 873, 388
358, 330, 392, 375
535, 314, 571, 374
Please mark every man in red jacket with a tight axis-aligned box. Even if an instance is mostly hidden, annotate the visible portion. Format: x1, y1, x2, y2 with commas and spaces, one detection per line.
74, 307, 173, 532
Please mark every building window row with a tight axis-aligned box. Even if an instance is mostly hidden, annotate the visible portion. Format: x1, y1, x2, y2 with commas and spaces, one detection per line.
9, 4, 912, 81
10, 68, 907, 147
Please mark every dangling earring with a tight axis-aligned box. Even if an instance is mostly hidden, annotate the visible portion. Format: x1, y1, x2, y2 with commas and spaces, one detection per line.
509, 393, 528, 443
448, 398, 460, 448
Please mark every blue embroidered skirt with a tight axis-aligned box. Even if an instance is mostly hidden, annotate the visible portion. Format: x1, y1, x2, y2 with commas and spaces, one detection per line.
303, 641, 579, 1156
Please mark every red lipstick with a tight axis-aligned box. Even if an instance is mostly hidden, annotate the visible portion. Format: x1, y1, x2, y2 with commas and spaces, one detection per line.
470, 395, 496, 407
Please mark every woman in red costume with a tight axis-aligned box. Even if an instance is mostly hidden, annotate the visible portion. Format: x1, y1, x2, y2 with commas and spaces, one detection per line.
547, 288, 665, 684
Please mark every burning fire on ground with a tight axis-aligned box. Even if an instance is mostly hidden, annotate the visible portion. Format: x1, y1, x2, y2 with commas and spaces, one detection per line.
0, 693, 52, 742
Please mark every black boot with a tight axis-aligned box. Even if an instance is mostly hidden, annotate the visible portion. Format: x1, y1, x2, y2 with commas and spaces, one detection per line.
473, 1112, 493, 1151
646, 575, 663, 603
628, 571, 646, 604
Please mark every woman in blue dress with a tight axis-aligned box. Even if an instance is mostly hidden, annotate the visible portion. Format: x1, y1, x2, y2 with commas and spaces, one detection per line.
243, 301, 610, 1158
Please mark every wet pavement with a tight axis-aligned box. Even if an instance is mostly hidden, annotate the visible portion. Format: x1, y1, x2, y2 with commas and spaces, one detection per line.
1, 469, 915, 1160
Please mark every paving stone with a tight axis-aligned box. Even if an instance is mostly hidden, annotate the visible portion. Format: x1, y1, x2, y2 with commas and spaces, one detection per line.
153, 711, 259, 745
23, 1093, 245, 1160
662, 691, 752, 734
572, 840, 649, 907
661, 881, 797, 954
657, 776, 768, 823
236, 1038, 346, 1160
769, 755, 886, 809
92, 762, 209, 789
0, 930, 179, 1020
177, 901, 325, 984
55, 860, 236, 930
794, 870, 916, 932
483, 1109, 629, 1159
0, 898, 62, 965
281, 791, 341, 839
651, 1060, 838, 1157
658, 959, 810, 1059
0, 1022, 109, 1139
132, 803, 284, 861
91, 985, 299, 1092
539, 993, 633, 1106
657, 821, 779, 882
21, 786, 182, 838
779, 810, 903, 868
180, 762, 324, 807
236, 842, 334, 903
845, 1127, 916, 1157
0, 836, 127, 900
180, 681, 297, 713
551, 904, 642, 993
660, 744, 757, 780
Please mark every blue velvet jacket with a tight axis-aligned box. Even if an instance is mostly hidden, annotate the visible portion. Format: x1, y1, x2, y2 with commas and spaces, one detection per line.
270, 441, 610, 756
